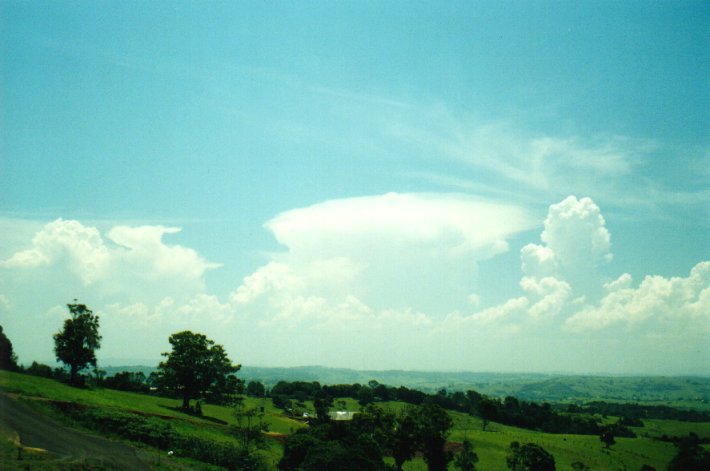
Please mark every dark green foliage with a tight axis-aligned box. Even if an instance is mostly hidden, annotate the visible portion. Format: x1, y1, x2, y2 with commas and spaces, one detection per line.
278, 428, 323, 470
25, 361, 54, 378
247, 380, 266, 397
267, 379, 633, 437
279, 402, 455, 471
53, 302, 101, 385
313, 390, 333, 423
103, 371, 149, 393
638, 465, 655, 471
571, 401, 710, 422
0, 325, 19, 371
49, 402, 267, 470
390, 408, 419, 470
156, 330, 240, 410
358, 385, 375, 406
453, 438, 479, 471
571, 462, 590, 470
600, 429, 616, 448
271, 394, 293, 411
278, 421, 386, 471
478, 398, 498, 431
416, 403, 454, 471
271, 380, 322, 400
667, 433, 710, 471
619, 416, 644, 427
506, 442, 556, 471
232, 396, 269, 452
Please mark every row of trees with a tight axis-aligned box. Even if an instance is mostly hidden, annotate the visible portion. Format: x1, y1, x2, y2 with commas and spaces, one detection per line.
266, 379, 636, 438
1, 301, 239, 412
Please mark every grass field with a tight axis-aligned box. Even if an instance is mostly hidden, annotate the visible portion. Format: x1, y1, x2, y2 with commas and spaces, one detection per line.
2, 370, 707, 470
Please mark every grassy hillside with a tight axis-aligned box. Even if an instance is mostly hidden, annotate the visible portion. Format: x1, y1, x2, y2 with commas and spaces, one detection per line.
2, 370, 708, 470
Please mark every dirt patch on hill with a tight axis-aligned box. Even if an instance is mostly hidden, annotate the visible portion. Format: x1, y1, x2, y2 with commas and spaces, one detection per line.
0, 393, 150, 470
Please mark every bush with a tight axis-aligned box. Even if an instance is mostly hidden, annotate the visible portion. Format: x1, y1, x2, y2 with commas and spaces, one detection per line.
506, 442, 555, 471
25, 361, 55, 378
48, 402, 267, 469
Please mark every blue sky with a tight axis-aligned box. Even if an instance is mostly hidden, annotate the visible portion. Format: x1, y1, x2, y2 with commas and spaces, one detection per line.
1, 1, 708, 374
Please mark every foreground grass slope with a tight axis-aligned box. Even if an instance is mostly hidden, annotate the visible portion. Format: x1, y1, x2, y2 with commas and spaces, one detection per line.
2, 371, 708, 470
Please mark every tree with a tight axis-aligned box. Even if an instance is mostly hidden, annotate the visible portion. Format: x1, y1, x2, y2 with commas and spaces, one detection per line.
278, 421, 386, 471
246, 380, 266, 397
157, 331, 239, 411
454, 438, 479, 471
232, 396, 269, 452
667, 433, 710, 471
313, 390, 333, 423
600, 429, 616, 449
390, 409, 419, 470
506, 442, 556, 471
478, 398, 498, 431
53, 302, 101, 385
0, 325, 19, 371
415, 403, 454, 471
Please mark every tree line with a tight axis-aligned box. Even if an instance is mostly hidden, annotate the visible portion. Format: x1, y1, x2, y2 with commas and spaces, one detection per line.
266, 379, 638, 438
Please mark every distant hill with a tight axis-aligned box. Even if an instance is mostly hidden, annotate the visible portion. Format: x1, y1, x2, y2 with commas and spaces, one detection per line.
99, 364, 710, 409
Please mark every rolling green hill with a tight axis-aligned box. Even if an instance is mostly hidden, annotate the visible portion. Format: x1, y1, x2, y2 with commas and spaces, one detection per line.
3, 370, 709, 470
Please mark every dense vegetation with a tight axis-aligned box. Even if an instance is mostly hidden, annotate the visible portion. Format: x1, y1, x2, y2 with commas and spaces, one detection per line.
568, 401, 710, 423
269, 380, 636, 437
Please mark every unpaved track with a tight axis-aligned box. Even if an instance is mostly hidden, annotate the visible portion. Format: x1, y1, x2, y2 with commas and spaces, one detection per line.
0, 393, 150, 470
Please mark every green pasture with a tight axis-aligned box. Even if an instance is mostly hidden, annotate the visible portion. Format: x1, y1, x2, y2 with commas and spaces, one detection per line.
0, 370, 305, 435
2, 370, 708, 470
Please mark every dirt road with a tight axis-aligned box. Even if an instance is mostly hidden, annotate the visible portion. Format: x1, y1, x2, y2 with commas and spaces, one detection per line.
0, 393, 150, 470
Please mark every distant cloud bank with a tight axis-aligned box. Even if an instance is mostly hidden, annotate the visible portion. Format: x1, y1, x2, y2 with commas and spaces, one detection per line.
1, 194, 707, 374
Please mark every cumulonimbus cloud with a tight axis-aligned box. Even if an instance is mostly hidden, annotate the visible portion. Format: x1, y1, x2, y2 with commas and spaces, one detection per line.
1, 194, 707, 373
263, 192, 535, 314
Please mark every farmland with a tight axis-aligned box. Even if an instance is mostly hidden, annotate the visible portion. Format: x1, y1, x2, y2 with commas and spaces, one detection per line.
2, 369, 709, 470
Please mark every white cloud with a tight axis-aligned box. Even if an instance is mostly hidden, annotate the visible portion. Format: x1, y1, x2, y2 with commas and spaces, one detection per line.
1, 218, 110, 284
450, 196, 707, 371
0, 219, 218, 305
604, 273, 633, 292
0, 195, 707, 374
267, 192, 531, 259
521, 276, 572, 322
265, 192, 534, 314
565, 261, 710, 332
521, 196, 611, 297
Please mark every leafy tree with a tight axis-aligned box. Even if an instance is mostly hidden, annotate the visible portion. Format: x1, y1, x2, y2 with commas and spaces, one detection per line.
313, 390, 333, 423
53, 301, 101, 385
26, 361, 54, 378
454, 438, 479, 471
478, 398, 498, 431
232, 396, 269, 452
104, 371, 148, 392
506, 442, 556, 471
387, 406, 420, 471
415, 403, 454, 471
246, 380, 266, 397
600, 429, 616, 449
157, 330, 239, 410
278, 421, 386, 471
0, 325, 19, 371
667, 433, 710, 471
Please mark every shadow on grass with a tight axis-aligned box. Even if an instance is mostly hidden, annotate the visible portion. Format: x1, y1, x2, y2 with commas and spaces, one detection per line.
160, 405, 229, 425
